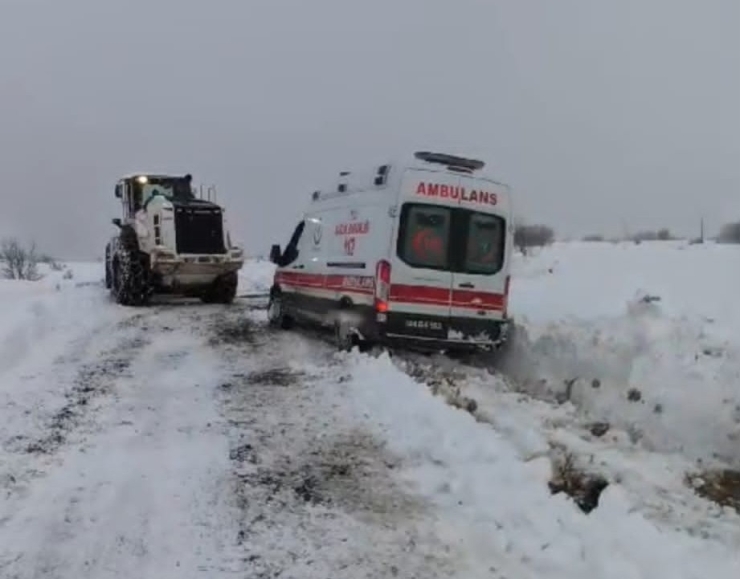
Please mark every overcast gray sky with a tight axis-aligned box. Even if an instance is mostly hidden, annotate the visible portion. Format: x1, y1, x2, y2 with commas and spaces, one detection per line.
0, 0, 738, 258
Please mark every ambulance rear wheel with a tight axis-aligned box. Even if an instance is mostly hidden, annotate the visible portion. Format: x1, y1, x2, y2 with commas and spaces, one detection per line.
334, 321, 358, 352
267, 292, 292, 329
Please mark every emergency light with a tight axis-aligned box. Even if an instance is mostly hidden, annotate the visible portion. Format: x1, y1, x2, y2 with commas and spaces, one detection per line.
414, 151, 485, 172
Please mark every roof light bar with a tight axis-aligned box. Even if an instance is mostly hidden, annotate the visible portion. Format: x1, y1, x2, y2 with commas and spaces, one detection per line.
414, 151, 485, 171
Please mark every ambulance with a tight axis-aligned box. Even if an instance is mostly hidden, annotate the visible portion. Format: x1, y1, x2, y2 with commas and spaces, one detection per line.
266, 151, 514, 353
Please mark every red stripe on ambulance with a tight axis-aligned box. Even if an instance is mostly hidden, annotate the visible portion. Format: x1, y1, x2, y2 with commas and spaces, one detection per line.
451, 289, 506, 311
389, 283, 505, 311
276, 273, 505, 311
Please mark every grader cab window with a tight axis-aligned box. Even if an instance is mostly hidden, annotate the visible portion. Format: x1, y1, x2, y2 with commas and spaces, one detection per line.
128, 175, 196, 213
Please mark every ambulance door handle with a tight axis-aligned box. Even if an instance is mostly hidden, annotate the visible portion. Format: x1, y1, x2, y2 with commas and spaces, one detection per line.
458, 282, 475, 288
292, 264, 304, 269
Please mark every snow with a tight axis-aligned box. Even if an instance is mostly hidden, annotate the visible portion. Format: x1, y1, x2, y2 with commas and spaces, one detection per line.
511, 240, 740, 326
237, 257, 274, 294
0, 324, 241, 577
1, 246, 739, 577
342, 351, 740, 578
505, 241, 740, 467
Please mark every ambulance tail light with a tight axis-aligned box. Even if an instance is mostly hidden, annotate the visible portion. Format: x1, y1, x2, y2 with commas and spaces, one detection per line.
374, 259, 391, 313
503, 274, 511, 318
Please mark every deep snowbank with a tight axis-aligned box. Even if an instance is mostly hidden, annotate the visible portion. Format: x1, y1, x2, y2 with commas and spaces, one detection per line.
505, 241, 740, 467
340, 351, 740, 578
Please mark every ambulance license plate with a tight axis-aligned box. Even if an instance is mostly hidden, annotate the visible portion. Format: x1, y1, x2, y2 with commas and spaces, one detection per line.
402, 318, 447, 337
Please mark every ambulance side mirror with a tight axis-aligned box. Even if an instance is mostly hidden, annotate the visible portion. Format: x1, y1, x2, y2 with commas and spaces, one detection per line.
269, 244, 281, 264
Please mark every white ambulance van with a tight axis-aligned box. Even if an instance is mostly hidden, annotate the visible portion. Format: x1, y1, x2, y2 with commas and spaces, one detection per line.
266, 151, 514, 353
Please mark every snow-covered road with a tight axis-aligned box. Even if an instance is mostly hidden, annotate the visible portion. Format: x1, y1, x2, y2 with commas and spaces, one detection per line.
0, 282, 459, 577
1, 298, 238, 577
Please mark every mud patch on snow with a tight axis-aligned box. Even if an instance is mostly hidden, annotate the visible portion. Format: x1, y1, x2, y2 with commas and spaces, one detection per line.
238, 431, 415, 517
548, 446, 609, 514
245, 367, 308, 387
208, 314, 263, 347
687, 468, 740, 514
230, 430, 438, 578
113, 311, 150, 330
220, 367, 311, 391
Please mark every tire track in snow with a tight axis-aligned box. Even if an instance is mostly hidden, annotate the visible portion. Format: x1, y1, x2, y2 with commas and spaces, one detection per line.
0, 308, 153, 504
21, 333, 148, 456
0, 306, 244, 578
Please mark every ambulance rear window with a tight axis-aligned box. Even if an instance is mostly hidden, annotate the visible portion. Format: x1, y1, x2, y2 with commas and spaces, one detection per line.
397, 203, 507, 274
398, 205, 451, 269
462, 212, 505, 275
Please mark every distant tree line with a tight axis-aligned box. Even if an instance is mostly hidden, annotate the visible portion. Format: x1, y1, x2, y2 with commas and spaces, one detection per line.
581, 234, 605, 242
629, 228, 674, 242
580, 229, 674, 243
578, 220, 740, 245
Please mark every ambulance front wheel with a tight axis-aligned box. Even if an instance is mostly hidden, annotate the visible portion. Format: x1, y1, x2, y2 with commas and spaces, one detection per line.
267, 292, 293, 329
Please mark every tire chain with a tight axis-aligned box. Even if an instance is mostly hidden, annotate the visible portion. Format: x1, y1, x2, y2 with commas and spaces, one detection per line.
113, 235, 153, 306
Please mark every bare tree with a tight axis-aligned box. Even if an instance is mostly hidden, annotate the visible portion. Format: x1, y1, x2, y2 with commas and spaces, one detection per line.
514, 223, 555, 254
1, 237, 42, 280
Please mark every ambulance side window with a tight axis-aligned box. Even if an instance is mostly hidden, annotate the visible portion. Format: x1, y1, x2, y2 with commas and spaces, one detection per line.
280, 220, 305, 266
397, 204, 451, 270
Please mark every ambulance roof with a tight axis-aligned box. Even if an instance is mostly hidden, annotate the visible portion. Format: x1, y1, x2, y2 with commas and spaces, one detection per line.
119, 173, 190, 182
308, 150, 510, 203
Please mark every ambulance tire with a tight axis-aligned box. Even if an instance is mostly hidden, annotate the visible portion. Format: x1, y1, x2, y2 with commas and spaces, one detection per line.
333, 321, 356, 352
267, 291, 293, 330
336, 333, 377, 355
